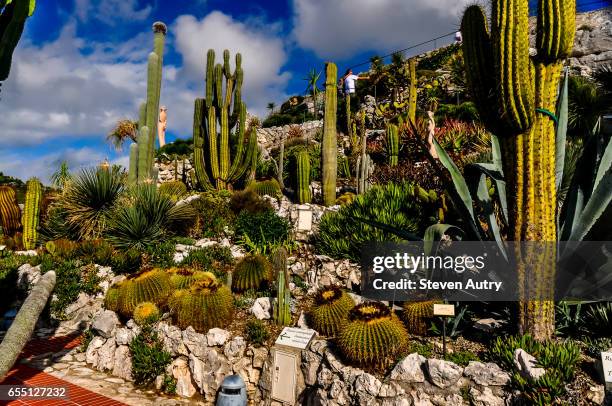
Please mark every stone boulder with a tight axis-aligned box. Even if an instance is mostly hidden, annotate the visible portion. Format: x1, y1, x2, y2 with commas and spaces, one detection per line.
426, 359, 463, 388
390, 353, 426, 383
91, 310, 119, 338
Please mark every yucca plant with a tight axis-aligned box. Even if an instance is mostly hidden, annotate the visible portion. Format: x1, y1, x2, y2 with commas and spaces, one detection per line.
173, 273, 234, 332
105, 184, 195, 251
60, 167, 125, 240
309, 286, 355, 337
401, 300, 439, 336
337, 302, 408, 369
232, 254, 273, 292
133, 302, 161, 326
117, 269, 173, 317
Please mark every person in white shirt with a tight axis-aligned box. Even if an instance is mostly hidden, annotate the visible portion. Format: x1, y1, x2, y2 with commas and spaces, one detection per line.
341, 69, 369, 95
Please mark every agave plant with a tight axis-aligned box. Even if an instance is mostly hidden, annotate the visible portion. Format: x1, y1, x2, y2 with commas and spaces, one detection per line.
105, 184, 195, 251
59, 167, 125, 240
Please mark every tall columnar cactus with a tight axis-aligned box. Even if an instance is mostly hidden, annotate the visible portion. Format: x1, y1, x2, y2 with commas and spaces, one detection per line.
356, 126, 373, 194
322, 62, 338, 206
127, 22, 167, 184
278, 133, 286, 189
296, 149, 311, 204
192, 49, 257, 190
461, 0, 575, 339
22, 178, 42, 250
385, 123, 399, 166
0, 186, 21, 237
0, 0, 35, 87
272, 248, 291, 326
407, 58, 417, 123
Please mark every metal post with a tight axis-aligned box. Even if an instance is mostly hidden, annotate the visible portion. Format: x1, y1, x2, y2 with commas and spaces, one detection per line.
442, 316, 446, 358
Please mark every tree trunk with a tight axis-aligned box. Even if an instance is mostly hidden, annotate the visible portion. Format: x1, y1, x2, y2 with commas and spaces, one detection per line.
0, 271, 56, 379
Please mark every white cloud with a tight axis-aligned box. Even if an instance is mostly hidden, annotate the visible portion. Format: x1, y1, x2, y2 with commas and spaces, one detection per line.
1, 147, 106, 185
173, 11, 291, 118
75, 0, 152, 25
292, 0, 470, 59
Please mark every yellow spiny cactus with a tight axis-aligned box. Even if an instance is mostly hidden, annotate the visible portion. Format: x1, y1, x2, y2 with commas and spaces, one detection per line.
309, 286, 355, 337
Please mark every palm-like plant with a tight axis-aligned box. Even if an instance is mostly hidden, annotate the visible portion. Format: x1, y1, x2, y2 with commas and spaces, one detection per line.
266, 102, 276, 116
304, 68, 321, 118
60, 167, 125, 240
50, 161, 71, 189
105, 184, 195, 250
568, 76, 609, 138
107, 119, 138, 151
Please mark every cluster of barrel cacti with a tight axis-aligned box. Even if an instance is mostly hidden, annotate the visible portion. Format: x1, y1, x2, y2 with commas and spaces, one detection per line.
192, 49, 257, 190
116, 269, 173, 317
232, 254, 273, 292
296, 149, 311, 203
128, 22, 167, 185
337, 302, 408, 369
309, 285, 355, 337
168, 268, 208, 290
173, 273, 234, 332
272, 248, 291, 326
461, 0, 575, 338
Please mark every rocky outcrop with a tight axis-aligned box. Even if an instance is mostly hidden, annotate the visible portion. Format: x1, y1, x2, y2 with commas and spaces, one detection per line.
256, 120, 323, 151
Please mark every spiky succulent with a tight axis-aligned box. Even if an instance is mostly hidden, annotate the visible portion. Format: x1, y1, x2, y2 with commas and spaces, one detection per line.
133, 302, 161, 326
104, 284, 122, 312
168, 267, 209, 289
248, 179, 282, 198
117, 269, 173, 317
401, 300, 440, 336
173, 273, 234, 332
338, 302, 408, 369
232, 254, 273, 292
309, 286, 355, 337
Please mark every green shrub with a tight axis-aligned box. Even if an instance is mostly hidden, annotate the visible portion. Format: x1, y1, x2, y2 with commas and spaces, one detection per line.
406, 341, 433, 358
235, 210, 290, 248
144, 240, 176, 268
156, 138, 193, 157
489, 335, 581, 404
445, 350, 480, 366
583, 337, 612, 358
48, 262, 102, 319
0, 254, 26, 313
129, 326, 172, 386
46, 239, 79, 259
245, 319, 270, 347
585, 302, 612, 337
317, 182, 439, 260
77, 239, 114, 266
180, 245, 234, 280
191, 191, 235, 237
232, 254, 273, 292
229, 189, 272, 215
110, 248, 142, 274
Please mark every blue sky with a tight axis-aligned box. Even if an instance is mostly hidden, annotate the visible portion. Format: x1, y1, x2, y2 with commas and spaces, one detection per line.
1, 0, 608, 184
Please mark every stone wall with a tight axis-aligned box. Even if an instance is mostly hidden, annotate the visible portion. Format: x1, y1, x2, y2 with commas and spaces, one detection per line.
257, 120, 323, 151
154, 158, 194, 188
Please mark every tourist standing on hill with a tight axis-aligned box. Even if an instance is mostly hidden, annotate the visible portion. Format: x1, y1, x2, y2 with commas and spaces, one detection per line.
340, 69, 369, 96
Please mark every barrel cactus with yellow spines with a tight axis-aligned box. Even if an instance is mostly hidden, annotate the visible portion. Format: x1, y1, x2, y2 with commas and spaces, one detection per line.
248, 179, 281, 198
0, 186, 21, 237
22, 178, 42, 250
133, 302, 161, 326
401, 300, 440, 336
173, 273, 234, 332
117, 269, 173, 317
168, 268, 209, 290
158, 181, 187, 202
168, 288, 188, 312
232, 254, 273, 292
459, 0, 576, 339
104, 283, 122, 312
192, 49, 257, 190
309, 286, 355, 337
338, 302, 408, 369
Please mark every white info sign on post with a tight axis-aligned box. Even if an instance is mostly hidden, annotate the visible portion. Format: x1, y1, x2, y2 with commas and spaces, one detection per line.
274, 327, 316, 350
601, 351, 612, 390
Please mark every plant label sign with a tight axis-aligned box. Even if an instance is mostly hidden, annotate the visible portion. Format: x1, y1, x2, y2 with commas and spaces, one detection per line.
275, 327, 316, 350
433, 303, 455, 317
602, 352, 612, 386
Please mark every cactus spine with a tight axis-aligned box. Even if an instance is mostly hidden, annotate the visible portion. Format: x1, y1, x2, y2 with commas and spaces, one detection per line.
461, 0, 575, 340
386, 123, 399, 166
192, 49, 256, 190
22, 178, 42, 250
0, 186, 21, 237
322, 62, 338, 206
272, 248, 291, 326
296, 149, 311, 204
127, 22, 166, 184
